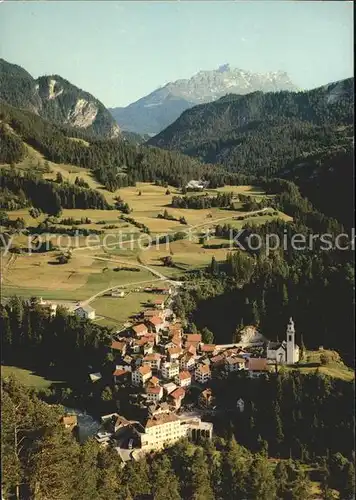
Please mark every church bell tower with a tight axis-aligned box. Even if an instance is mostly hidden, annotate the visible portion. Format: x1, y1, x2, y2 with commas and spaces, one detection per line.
286, 317, 296, 364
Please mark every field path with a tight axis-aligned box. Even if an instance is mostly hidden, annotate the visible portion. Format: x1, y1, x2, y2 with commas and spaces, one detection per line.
77, 208, 272, 305
81, 255, 180, 306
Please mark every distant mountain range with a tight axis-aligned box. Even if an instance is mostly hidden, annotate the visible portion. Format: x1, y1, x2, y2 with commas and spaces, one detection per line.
0, 59, 120, 138
109, 64, 298, 135
148, 77, 354, 177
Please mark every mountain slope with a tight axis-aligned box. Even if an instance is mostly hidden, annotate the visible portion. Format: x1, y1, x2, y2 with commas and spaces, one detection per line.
280, 144, 354, 229
0, 59, 120, 138
148, 78, 354, 177
0, 100, 237, 191
109, 64, 297, 135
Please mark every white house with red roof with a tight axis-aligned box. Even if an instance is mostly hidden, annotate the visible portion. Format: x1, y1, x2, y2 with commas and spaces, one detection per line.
179, 352, 196, 371
145, 384, 164, 404
200, 344, 217, 356
132, 365, 152, 386
175, 371, 192, 387
111, 341, 127, 356
132, 323, 149, 337
225, 356, 246, 372
168, 346, 183, 361
113, 367, 131, 384
161, 361, 180, 380
247, 358, 270, 378
142, 353, 162, 371
147, 316, 164, 333
169, 387, 186, 410
195, 364, 211, 384
185, 333, 202, 350
154, 299, 165, 310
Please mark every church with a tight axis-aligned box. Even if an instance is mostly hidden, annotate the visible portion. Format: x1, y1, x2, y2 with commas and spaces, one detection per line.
266, 317, 300, 365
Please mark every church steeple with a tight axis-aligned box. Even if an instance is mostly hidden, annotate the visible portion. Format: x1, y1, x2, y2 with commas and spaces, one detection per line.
287, 317, 295, 338
286, 317, 297, 364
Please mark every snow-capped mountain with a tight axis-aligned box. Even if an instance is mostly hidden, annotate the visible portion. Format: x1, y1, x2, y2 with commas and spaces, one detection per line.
109, 64, 297, 135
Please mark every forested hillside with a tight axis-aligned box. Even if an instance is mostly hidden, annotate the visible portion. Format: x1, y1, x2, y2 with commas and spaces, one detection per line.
0, 59, 120, 138
0, 101, 258, 191
148, 78, 353, 178
280, 144, 354, 229
174, 177, 354, 366
2, 375, 354, 499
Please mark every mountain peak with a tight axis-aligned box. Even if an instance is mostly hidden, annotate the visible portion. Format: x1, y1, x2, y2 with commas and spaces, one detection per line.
110, 65, 298, 135
217, 63, 231, 73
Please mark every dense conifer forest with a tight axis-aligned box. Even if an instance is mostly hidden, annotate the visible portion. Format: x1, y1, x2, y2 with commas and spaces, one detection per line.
148, 79, 353, 175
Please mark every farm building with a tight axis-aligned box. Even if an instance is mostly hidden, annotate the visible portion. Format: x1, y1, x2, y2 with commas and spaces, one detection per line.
74, 305, 96, 320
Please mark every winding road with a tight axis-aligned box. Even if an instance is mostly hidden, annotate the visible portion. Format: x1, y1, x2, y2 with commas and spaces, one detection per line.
71, 207, 272, 306
81, 255, 181, 306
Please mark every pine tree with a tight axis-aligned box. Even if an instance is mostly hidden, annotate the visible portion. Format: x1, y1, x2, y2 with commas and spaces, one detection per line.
248, 456, 277, 500
252, 300, 260, 325
202, 326, 214, 344
291, 470, 312, 500
221, 437, 250, 500
29, 428, 80, 499
340, 461, 356, 500
210, 256, 219, 276
203, 440, 222, 500
56, 171, 63, 184
0, 308, 12, 346
122, 458, 151, 498
300, 333, 306, 360
188, 448, 214, 500
101, 386, 112, 401
97, 447, 123, 498
74, 439, 100, 500
272, 401, 284, 454
151, 456, 180, 500
274, 461, 289, 499
282, 284, 289, 307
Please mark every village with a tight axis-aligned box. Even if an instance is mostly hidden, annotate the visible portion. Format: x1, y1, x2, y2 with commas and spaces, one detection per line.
60, 284, 300, 462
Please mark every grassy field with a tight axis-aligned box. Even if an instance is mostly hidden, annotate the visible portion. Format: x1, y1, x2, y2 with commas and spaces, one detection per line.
283, 350, 354, 381
2, 251, 156, 301
2, 181, 291, 305
92, 291, 164, 329
1, 365, 59, 388
139, 238, 230, 269
111, 183, 283, 235
227, 210, 292, 229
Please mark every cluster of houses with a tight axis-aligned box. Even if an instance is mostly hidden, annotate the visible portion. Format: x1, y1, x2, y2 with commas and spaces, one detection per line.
94, 283, 300, 454
59, 282, 300, 457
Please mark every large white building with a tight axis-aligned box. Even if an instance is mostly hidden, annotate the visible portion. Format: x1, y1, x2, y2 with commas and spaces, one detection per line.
266, 317, 299, 365
138, 412, 213, 451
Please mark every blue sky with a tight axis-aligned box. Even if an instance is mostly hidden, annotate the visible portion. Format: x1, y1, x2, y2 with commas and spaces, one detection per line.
0, 1, 353, 107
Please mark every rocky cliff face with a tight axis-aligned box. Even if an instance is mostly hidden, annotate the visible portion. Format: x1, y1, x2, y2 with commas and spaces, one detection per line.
0, 59, 120, 138
109, 64, 297, 135
162, 64, 297, 103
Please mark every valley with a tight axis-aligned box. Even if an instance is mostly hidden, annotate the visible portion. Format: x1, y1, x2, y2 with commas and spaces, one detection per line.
0, 30, 354, 499
1, 152, 290, 328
